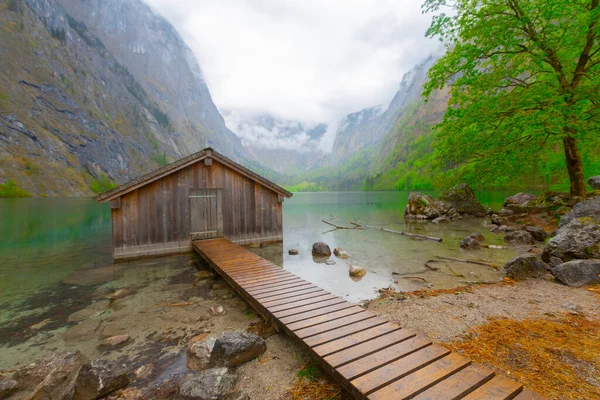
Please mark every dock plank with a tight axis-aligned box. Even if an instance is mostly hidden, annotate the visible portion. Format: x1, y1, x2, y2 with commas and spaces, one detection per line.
192, 238, 537, 400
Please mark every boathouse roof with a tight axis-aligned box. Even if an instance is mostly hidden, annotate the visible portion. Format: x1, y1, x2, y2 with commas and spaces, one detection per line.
94, 147, 292, 203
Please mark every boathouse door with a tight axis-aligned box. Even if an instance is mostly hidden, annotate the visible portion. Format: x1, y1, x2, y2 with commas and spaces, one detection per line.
189, 189, 223, 240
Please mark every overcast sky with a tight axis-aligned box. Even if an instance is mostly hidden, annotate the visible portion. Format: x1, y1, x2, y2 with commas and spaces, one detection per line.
144, 0, 440, 151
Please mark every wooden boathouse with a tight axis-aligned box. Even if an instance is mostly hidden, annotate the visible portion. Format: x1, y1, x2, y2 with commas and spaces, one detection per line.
95, 148, 292, 261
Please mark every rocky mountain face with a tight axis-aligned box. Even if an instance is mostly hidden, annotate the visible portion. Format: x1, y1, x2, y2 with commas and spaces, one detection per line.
0, 0, 248, 196
57, 0, 246, 159
330, 55, 438, 164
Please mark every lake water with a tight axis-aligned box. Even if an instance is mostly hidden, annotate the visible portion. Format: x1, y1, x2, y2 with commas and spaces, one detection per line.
0, 191, 518, 369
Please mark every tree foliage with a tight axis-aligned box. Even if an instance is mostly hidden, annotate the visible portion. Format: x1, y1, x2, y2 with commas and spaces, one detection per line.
423, 0, 600, 196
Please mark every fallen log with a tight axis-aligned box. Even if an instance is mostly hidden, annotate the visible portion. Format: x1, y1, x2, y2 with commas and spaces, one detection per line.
322, 220, 362, 230
435, 256, 500, 269
349, 221, 442, 243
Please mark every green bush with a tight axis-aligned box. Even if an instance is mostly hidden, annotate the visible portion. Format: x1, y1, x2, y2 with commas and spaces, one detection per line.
0, 180, 32, 198
90, 173, 118, 194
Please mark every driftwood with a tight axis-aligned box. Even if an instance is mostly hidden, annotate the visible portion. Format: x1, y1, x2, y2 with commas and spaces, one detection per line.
435, 256, 500, 269
349, 221, 443, 243
321, 220, 362, 230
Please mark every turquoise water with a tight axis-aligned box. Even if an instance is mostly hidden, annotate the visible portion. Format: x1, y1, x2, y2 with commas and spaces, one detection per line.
0, 191, 521, 369
0, 191, 515, 308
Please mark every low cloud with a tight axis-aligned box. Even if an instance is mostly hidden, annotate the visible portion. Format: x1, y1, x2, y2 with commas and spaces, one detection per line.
144, 0, 440, 151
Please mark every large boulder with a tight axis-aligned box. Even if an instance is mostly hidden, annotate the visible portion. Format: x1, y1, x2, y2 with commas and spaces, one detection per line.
73, 360, 129, 400
504, 230, 536, 245
503, 255, 548, 280
178, 369, 236, 400
588, 176, 600, 190
542, 218, 600, 262
439, 183, 486, 216
13, 351, 87, 400
0, 375, 19, 399
559, 196, 600, 227
210, 332, 266, 368
311, 242, 331, 257
504, 192, 537, 207
405, 193, 454, 220
188, 332, 266, 371
551, 259, 600, 287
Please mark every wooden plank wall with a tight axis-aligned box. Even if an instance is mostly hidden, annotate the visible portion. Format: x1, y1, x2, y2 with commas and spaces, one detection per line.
112, 159, 283, 260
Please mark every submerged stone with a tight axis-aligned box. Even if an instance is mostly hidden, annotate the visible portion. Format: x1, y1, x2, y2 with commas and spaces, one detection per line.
98, 334, 131, 350
63, 320, 101, 342
288, 248, 299, 255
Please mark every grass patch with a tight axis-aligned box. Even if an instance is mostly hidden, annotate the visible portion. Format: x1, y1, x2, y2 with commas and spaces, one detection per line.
151, 152, 168, 167
442, 312, 600, 399
285, 181, 327, 192
0, 179, 32, 198
290, 362, 344, 400
90, 173, 118, 194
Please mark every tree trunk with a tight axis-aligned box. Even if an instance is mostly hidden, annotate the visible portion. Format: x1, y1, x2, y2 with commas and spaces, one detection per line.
562, 134, 586, 197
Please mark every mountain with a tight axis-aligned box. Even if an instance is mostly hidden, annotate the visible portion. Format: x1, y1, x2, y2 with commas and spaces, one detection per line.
330, 55, 438, 164
0, 0, 253, 196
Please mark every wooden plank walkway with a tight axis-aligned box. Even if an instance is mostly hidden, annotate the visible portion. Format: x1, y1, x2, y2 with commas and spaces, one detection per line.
193, 238, 543, 400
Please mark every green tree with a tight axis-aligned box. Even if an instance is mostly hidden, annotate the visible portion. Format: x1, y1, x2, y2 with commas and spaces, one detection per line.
423, 0, 600, 196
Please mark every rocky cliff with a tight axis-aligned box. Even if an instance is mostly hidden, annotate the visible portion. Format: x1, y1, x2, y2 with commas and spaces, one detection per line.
330, 56, 438, 164
0, 0, 248, 196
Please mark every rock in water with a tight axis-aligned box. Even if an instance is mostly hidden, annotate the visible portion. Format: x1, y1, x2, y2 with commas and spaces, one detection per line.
504, 230, 536, 245
325, 260, 336, 265
0, 375, 19, 399
98, 334, 131, 350
438, 183, 486, 216
349, 265, 367, 278
503, 255, 548, 280
178, 369, 236, 400
504, 192, 537, 207
312, 242, 331, 257
210, 332, 266, 368
73, 361, 129, 400
404, 193, 453, 220
14, 351, 87, 400
459, 237, 479, 250
333, 247, 351, 259
133, 364, 154, 380
542, 218, 600, 262
288, 248, 299, 255
559, 196, 600, 227
588, 176, 600, 190
551, 259, 600, 287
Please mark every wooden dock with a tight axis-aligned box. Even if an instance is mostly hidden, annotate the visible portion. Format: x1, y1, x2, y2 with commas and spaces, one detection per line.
193, 238, 542, 400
